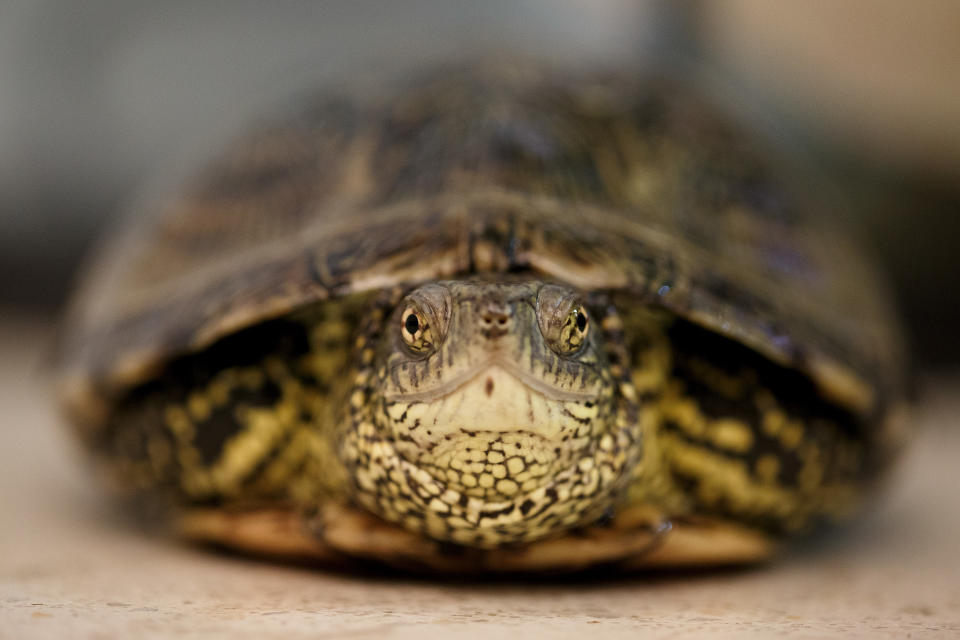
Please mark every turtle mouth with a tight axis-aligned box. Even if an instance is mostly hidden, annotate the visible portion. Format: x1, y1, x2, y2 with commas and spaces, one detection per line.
383, 360, 600, 405
381, 363, 605, 452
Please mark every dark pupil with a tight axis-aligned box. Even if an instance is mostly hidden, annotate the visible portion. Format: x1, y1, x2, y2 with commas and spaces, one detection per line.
404, 313, 420, 335
576, 310, 587, 332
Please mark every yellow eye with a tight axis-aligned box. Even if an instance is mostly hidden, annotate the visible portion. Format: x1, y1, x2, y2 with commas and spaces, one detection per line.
396, 285, 451, 355
400, 306, 433, 352
559, 305, 589, 353
537, 285, 591, 356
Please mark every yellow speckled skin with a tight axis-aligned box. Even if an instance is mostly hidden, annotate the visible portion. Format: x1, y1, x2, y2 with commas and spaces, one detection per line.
619, 305, 867, 534
341, 281, 639, 546
58, 63, 908, 570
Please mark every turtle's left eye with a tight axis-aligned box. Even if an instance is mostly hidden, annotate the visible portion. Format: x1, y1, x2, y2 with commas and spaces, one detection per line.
559, 305, 590, 353
537, 284, 590, 355
400, 306, 433, 352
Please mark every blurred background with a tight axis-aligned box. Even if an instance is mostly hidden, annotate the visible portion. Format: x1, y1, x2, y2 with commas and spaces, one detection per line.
1, 0, 958, 368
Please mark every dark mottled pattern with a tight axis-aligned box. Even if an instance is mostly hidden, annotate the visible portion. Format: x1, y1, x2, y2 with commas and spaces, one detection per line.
662, 318, 875, 531
99, 317, 315, 502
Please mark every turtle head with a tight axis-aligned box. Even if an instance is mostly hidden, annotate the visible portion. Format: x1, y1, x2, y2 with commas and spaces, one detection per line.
341, 280, 639, 547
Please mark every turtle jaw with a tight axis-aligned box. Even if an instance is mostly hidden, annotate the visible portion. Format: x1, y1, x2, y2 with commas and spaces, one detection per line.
384, 363, 604, 498
340, 418, 637, 548
340, 359, 639, 548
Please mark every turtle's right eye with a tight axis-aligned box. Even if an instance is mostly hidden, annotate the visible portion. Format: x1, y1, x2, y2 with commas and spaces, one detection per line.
404, 312, 420, 336
400, 305, 433, 352
397, 283, 451, 354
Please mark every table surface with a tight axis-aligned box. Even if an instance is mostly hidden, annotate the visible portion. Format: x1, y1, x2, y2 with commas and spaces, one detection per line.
1, 313, 958, 639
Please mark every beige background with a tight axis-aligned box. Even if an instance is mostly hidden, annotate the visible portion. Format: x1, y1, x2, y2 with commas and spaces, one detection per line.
699, 0, 960, 180
1, 315, 958, 638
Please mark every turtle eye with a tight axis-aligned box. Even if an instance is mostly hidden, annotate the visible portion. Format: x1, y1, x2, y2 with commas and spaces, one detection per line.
537, 285, 590, 355
400, 306, 433, 352
396, 284, 451, 355
558, 305, 590, 353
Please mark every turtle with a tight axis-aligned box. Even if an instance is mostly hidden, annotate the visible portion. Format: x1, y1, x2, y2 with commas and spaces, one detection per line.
56, 62, 909, 573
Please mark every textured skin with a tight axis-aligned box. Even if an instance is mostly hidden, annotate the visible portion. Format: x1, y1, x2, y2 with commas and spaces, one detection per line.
341, 281, 640, 547
56, 62, 908, 568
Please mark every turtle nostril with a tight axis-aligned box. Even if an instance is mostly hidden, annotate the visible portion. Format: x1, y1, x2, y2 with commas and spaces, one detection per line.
479, 300, 512, 332
481, 312, 509, 326
480, 307, 511, 336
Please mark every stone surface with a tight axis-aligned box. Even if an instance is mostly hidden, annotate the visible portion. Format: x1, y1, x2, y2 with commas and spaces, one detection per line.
1, 314, 958, 638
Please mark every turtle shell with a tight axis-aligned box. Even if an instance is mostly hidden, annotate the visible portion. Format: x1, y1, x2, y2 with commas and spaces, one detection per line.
57, 63, 907, 461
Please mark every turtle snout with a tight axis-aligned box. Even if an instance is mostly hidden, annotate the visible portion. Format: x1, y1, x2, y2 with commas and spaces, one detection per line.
479, 302, 512, 339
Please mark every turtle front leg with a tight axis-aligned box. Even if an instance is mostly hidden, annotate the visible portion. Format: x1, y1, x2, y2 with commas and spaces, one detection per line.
620, 301, 870, 557
94, 303, 362, 518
